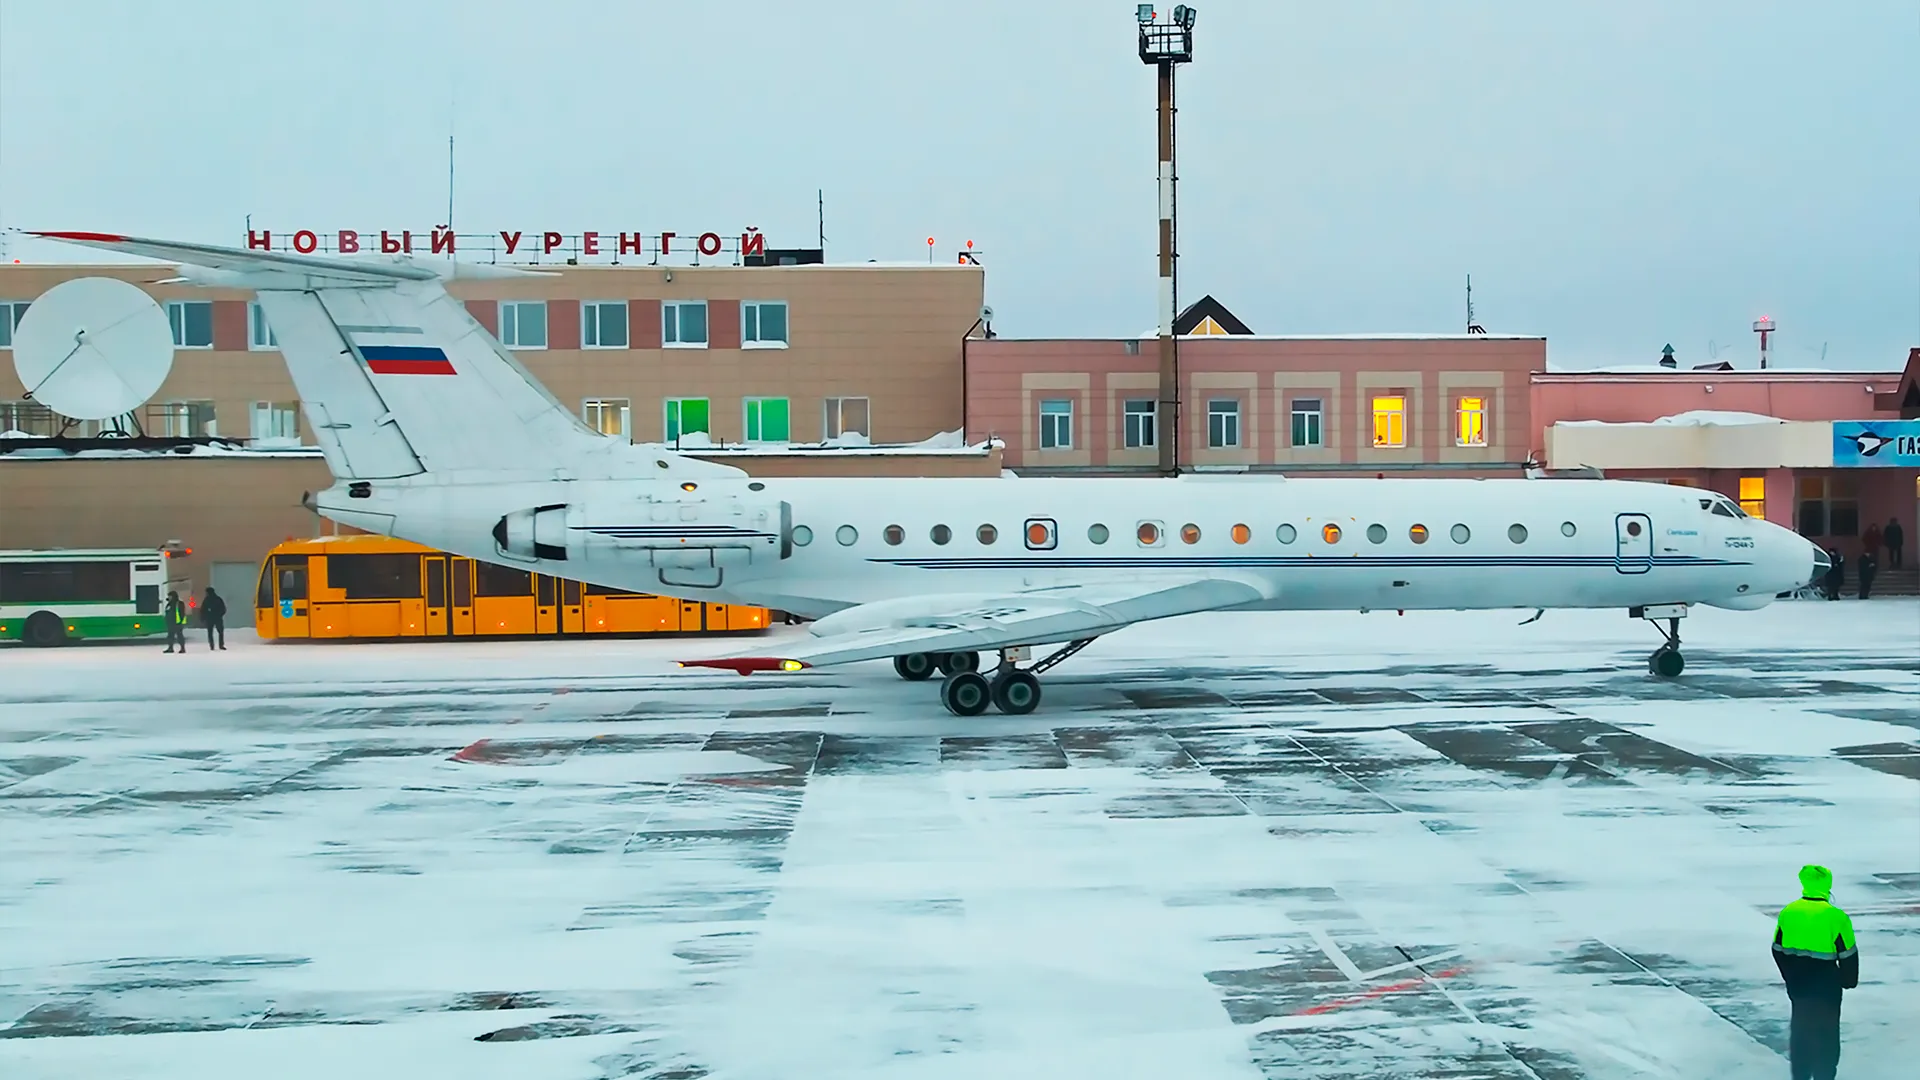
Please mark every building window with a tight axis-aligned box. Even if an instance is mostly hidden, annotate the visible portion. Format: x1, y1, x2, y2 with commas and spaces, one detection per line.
824, 396, 870, 440
744, 397, 790, 442
1738, 475, 1766, 519
1038, 399, 1073, 449
499, 301, 548, 349
583, 398, 631, 440
1797, 476, 1858, 538
663, 301, 709, 348
582, 301, 629, 348
1290, 398, 1323, 447
0, 300, 28, 348
249, 303, 278, 349
1456, 396, 1487, 447
1123, 398, 1156, 448
742, 301, 789, 347
1207, 398, 1241, 448
664, 398, 710, 442
153, 400, 217, 438
249, 401, 298, 443
1372, 395, 1406, 448
168, 301, 214, 348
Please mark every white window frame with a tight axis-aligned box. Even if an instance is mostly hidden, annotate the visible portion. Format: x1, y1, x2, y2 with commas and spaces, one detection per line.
664, 397, 711, 442
1455, 396, 1489, 447
1207, 398, 1241, 449
581, 301, 629, 349
155, 399, 217, 438
663, 300, 709, 349
248, 302, 278, 350
1290, 397, 1323, 448
1123, 398, 1156, 449
743, 396, 792, 443
0, 300, 30, 348
498, 301, 549, 349
823, 396, 871, 439
741, 300, 790, 349
167, 300, 214, 349
249, 400, 299, 443
1038, 399, 1073, 450
582, 397, 632, 440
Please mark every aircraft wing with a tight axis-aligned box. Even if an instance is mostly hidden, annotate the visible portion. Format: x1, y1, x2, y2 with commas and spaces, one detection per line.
680, 575, 1270, 673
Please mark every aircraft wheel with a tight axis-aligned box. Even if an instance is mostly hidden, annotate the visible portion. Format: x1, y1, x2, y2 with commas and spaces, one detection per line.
990, 669, 1041, 715
937, 651, 980, 677
940, 671, 990, 716
24, 612, 65, 648
1650, 647, 1685, 678
893, 653, 936, 681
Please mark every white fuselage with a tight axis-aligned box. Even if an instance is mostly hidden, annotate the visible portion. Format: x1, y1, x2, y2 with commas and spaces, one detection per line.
319, 473, 1822, 625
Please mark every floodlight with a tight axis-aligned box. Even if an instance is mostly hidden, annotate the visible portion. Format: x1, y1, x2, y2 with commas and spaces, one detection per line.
1173, 5, 1188, 26
1182, 6, 1196, 28
1136, 4, 1154, 23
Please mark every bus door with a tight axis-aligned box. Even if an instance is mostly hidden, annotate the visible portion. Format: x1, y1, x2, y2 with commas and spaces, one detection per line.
424, 555, 450, 636
449, 557, 474, 636
535, 574, 559, 636
680, 599, 704, 632
272, 555, 310, 637
560, 578, 584, 634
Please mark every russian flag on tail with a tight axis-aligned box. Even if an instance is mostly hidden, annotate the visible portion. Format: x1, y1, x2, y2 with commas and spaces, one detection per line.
363, 344, 456, 376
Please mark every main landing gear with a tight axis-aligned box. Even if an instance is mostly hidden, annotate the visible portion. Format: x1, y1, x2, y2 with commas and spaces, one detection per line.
896, 640, 1097, 716
1631, 603, 1688, 678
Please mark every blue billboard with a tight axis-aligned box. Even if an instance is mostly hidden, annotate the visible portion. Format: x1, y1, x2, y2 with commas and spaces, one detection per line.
1833, 419, 1920, 467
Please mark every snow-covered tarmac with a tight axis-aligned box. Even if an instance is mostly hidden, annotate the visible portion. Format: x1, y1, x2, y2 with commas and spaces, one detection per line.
2, 601, 1916, 1079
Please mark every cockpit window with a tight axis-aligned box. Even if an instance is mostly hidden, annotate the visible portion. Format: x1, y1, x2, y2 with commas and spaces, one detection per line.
1709, 497, 1743, 518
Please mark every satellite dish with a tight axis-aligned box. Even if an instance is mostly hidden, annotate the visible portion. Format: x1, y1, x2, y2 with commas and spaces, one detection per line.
12, 277, 174, 421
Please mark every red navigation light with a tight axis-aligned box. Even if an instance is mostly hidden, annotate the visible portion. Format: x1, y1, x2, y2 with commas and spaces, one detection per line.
926, 237, 935, 246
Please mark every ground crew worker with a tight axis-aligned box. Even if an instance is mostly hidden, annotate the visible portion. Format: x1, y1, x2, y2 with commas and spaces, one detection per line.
163, 590, 189, 653
201, 587, 228, 650
1772, 864, 1858, 1080
1886, 516, 1905, 569
1855, 551, 1877, 601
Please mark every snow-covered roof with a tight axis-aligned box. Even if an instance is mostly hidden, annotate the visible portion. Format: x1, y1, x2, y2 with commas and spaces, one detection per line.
1006, 332, 1544, 343
1555, 410, 1789, 428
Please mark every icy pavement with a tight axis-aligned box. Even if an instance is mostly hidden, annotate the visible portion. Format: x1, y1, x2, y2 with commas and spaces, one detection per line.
2, 601, 1917, 1079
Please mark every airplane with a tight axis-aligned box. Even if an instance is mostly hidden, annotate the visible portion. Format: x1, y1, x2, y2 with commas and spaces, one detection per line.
34, 232, 1829, 714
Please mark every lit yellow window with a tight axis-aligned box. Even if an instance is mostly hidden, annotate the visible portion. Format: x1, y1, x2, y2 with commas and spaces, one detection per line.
1322, 523, 1342, 543
1738, 475, 1765, 518
1455, 397, 1486, 447
1372, 396, 1406, 448
1231, 523, 1251, 544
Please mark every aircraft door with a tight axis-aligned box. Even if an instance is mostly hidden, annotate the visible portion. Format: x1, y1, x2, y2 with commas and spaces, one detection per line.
424, 556, 449, 636
1615, 513, 1653, 574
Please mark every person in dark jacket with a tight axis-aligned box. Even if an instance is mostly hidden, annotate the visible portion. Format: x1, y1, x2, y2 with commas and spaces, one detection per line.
1855, 552, 1877, 600
163, 590, 188, 653
1859, 522, 1881, 564
1773, 864, 1858, 1080
1887, 517, 1906, 570
1823, 549, 1844, 600
201, 587, 228, 650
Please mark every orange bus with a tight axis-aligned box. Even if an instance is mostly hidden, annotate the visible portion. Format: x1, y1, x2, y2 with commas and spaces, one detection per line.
254, 536, 768, 641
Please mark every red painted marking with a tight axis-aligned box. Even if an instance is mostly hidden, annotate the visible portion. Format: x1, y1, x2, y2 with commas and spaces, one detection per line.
1293, 965, 1469, 1016
365, 358, 457, 376
451, 738, 493, 762
677, 657, 805, 675
29, 230, 130, 242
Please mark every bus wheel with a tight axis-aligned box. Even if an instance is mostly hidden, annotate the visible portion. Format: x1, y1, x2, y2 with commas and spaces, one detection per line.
24, 612, 66, 647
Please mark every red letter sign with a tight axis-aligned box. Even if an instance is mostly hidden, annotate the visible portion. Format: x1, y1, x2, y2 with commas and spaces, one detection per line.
581, 231, 600, 256
740, 229, 765, 257
380, 231, 402, 254
247, 230, 271, 250
292, 230, 318, 254
618, 232, 643, 255
500, 231, 523, 255
338, 230, 360, 253
658, 232, 676, 254
431, 227, 454, 254
542, 231, 563, 255
697, 232, 722, 256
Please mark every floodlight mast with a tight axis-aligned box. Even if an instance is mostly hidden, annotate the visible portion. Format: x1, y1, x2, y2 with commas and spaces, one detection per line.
1138, 6, 1195, 476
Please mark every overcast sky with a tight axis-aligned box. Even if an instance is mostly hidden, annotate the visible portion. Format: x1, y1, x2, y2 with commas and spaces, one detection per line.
2, 0, 1914, 369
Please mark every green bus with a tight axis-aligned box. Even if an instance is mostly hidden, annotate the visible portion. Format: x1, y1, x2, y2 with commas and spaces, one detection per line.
0, 547, 187, 646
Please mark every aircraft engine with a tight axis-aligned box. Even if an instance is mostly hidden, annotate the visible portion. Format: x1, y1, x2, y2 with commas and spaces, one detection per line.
493, 494, 790, 568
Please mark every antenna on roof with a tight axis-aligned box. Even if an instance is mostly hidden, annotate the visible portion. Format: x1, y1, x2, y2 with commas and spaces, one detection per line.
817, 188, 825, 254
1465, 273, 1485, 334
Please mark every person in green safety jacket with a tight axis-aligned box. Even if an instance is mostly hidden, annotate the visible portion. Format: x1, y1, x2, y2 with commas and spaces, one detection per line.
162, 590, 189, 654
1772, 864, 1858, 1080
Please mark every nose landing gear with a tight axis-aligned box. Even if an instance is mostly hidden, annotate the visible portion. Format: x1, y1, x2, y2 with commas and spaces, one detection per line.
1631, 603, 1688, 678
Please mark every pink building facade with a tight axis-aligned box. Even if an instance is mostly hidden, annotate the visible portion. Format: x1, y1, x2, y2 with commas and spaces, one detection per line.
964, 335, 1545, 476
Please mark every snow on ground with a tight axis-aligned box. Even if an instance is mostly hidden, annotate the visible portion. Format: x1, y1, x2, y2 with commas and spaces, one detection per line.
2, 601, 1916, 1079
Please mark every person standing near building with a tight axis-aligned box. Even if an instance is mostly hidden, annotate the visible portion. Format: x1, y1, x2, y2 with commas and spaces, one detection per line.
1824, 549, 1844, 600
1773, 864, 1858, 1080
1860, 521, 1881, 565
163, 590, 189, 653
1886, 517, 1905, 570
201, 587, 228, 650
1856, 550, 1877, 600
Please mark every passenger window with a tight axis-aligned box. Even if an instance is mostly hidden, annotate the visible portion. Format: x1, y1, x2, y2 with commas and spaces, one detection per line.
1508, 523, 1528, 543
977, 524, 998, 545
1231, 523, 1250, 544
1451, 524, 1471, 544
1322, 523, 1342, 543
1561, 522, 1577, 537
931, 524, 951, 545
1180, 524, 1201, 544
1409, 524, 1429, 544
792, 525, 813, 546
1276, 524, 1297, 544
1024, 519, 1057, 550
884, 525, 904, 545
1366, 524, 1387, 544
1137, 521, 1163, 546
836, 525, 858, 545
1088, 523, 1110, 544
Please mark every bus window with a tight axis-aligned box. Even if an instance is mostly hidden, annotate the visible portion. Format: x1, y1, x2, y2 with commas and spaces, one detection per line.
425, 559, 447, 608
451, 558, 472, 607
275, 555, 309, 600
256, 562, 274, 608
536, 575, 556, 607
561, 578, 582, 606
475, 561, 532, 597
0, 561, 130, 603
328, 553, 422, 599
